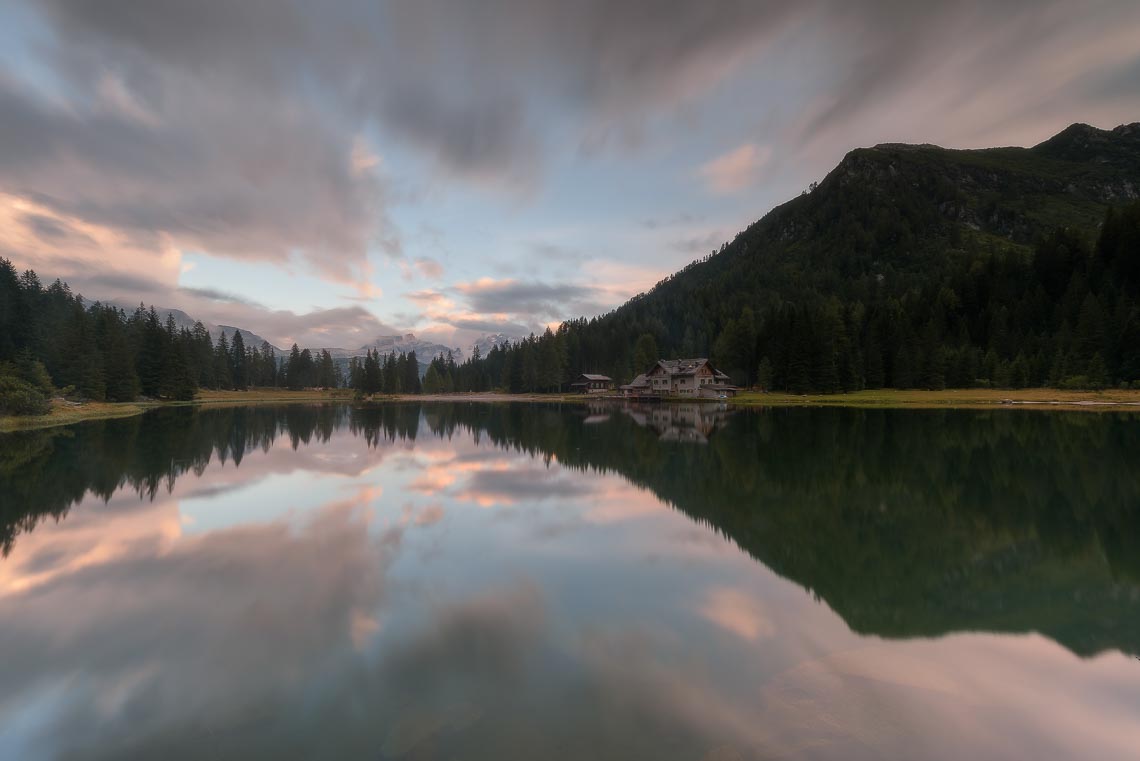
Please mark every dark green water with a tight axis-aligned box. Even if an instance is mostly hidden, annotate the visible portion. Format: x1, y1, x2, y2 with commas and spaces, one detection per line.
1, 402, 1138, 760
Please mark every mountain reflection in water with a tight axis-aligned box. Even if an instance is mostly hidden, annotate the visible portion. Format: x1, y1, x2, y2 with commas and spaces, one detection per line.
0, 402, 1138, 761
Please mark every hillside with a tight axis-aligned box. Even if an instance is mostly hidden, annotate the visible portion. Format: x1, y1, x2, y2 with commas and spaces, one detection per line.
665, 121, 1138, 300
457, 122, 1140, 394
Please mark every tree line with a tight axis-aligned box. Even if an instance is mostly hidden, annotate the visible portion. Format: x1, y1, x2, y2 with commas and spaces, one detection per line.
346, 349, 422, 395
443, 202, 1140, 393
5, 198, 1137, 407
0, 260, 431, 415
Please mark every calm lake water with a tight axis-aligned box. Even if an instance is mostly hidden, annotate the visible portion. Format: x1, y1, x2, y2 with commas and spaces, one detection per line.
1, 402, 1139, 760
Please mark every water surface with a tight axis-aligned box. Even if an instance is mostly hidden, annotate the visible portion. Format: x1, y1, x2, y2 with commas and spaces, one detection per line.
1, 402, 1139, 760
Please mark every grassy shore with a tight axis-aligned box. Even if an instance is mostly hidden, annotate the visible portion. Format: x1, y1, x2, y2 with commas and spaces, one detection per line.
731, 388, 1140, 410
0, 388, 356, 433
0, 400, 154, 432
4, 386, 1140, 433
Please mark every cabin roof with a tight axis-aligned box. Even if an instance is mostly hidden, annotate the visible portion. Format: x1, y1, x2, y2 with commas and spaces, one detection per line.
572, 373, 612, 382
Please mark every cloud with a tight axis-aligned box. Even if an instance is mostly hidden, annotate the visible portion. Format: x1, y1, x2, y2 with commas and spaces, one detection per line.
407, 289, 449, 305
406, 259, 680, 349
413, 257, 445, 279
698, 143, 771, 194
456, 465, 599, 506
0, 73, 385, 284
529, 242, 586, 263
20, 212, 93, 244
454, 277, 604, 320
379, 87, 541, 188
4, 0, 1139, 344
430, 316, 535, 337
412, 503, 445, 527
671, 231, 727, 255
403, 276, 623, 343
641, 211, 700, 230
0, 192, 182, 297
0, 499, 391, 751
249, 306, 402, 350
177, 286, 264, 308
697, 586, 776, 641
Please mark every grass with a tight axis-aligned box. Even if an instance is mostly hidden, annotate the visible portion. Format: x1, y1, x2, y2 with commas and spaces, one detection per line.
194, 388, 355, 405
4, 386, 1140, 433
0, 388, 356, 433
0, 399, 152, 432
731, 388, 1140, 410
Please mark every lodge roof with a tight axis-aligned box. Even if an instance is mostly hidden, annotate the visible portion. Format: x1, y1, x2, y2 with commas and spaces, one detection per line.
572, 373, 613, 382
620, 373, 649, 390
648, 358, 730, 379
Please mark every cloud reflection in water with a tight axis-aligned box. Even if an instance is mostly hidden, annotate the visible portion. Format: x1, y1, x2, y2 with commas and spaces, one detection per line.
0, 403, 1138, 760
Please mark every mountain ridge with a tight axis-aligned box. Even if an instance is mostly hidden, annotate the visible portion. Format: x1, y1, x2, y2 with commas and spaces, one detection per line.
454, 120, 1140, 393
615, 120, 1139, 322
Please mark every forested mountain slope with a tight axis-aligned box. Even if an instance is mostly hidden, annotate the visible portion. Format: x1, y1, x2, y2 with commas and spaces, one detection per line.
460, 123, 1140, 393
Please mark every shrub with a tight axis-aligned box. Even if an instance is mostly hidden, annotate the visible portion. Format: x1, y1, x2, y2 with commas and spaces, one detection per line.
0, 356, 54, 395
1059, 375, 1091, 390
0, 375, 51, 416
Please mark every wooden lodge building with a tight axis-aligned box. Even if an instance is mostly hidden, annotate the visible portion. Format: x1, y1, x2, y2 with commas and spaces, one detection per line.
620, 358, 738, 399
570, 373, 615, 394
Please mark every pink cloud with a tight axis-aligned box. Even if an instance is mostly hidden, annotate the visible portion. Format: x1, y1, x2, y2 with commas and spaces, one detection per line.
698, 143, 771, 195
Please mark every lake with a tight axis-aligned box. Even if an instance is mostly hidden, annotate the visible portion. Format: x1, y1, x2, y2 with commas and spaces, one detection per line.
1, 402, 1138, 760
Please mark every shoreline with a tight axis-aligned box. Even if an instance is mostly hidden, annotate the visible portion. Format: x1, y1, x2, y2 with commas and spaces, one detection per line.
4, 387, 1140, 433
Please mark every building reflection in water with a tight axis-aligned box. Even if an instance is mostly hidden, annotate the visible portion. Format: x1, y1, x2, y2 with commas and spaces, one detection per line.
585, 400, 734, 443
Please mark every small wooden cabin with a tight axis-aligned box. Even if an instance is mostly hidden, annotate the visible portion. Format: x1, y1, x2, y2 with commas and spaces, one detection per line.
569, 373, 614, 394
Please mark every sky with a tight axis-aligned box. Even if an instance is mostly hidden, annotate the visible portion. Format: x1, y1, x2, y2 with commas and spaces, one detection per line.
0, 0, 1138, 352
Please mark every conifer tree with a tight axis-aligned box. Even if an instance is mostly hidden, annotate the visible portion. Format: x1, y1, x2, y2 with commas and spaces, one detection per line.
230, 330, 248, 390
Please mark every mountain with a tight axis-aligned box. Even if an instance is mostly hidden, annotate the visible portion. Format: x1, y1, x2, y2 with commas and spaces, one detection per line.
1032, 122, 1140, 173
84, 298, 461, 364
86, 299, 289, 355
462, 121, 1140, 393
631, 120, 1139, 323
471, 333, 513, 358
353, 333, 463, 363
213, 325, 283, 354
313, 333, 462, 379
325, 333, 463, 364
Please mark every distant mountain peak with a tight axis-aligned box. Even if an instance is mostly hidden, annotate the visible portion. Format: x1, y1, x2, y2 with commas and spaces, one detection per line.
1031, 121, 1140, 168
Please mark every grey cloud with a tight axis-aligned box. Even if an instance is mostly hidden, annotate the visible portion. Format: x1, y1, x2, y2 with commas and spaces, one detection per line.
380, 87, 540, 187
20, 212, 94, 244
21, 0, 795, 198
379, 583, 546, 688
0, 74, 383, 281
438, 317, 535, 336
672, 232, 726, 255
79, 271, 168, 296
19, 0, 1140, 190
36, 257, 169, 298
530, 242, 586, 263
791, 1, 1140, 150
252, 306, 401, 349
383, 0, 791, 116
465, 467, 599, 502
413, 257, 445, 279
158, 296, 405, 350
1085, 54, 1140, 101
457, 280, 604, 320
8, 0, 1139, 305
641, 211, 699, 230
0, 504, 391, 750
177, 286, 265, 308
